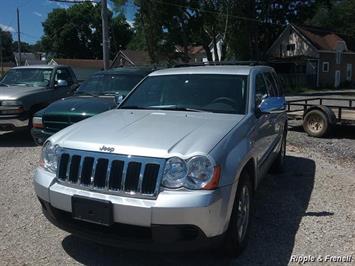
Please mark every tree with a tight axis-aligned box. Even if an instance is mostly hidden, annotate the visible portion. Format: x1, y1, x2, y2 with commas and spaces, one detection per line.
0, 29, 14, 62
309, 0, 355, 35
12, 41, 32, 53
41, 2, 133, 59
308, 0, 355, 49
111, 14, 133, 57
114, 0, 320, 63
113, 0, 190, 64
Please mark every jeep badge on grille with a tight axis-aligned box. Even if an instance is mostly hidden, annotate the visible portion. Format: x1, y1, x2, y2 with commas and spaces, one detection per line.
99, 145, 115, 153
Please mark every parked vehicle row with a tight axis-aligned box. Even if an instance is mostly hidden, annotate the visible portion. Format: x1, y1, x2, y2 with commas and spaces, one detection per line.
32, 64, 288, 256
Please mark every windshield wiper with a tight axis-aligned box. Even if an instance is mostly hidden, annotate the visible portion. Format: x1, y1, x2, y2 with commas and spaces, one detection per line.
148, 105, 210, 113
0, 82, 8, 87
75, 91, 99, 97
100, 92, 119, 96
12, 83, 31, 87
120, 105, 148, 110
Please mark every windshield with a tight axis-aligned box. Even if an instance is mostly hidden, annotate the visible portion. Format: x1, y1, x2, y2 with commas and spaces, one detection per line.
76, 74, 144, 96
120, 74, 248, 114
1, 69, 53, 87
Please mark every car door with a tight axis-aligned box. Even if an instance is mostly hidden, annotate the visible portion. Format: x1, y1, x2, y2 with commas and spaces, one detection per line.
254, 72, 273, 168
263, 71, 281, 147
271, 70, 287, 137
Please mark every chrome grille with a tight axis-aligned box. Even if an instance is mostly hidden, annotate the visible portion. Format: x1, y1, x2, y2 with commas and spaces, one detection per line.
56, 148, 165, 199
43, 114, 87, 132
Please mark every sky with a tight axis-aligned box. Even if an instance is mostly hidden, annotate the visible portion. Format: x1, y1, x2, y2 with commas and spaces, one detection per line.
0, 0, 137, 44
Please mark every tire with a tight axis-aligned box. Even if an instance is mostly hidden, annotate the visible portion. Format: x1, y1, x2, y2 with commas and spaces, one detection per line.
303, 109, 329, 138
223, 171, 253, 257
270, 131, 286, 174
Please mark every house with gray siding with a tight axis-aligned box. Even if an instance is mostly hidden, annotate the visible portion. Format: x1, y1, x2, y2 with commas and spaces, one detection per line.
267, 24, 355, 88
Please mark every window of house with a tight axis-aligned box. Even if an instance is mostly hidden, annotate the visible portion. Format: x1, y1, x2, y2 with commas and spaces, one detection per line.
347, 64, 352, 81
336, 51, 341, 64
286, 44, 295, 51
322, 62, 329, 72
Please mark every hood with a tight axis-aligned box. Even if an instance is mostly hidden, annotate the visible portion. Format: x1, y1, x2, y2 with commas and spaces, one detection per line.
42, 96, 115, 116
0, 85, 45, 100
51, 109, 244, 158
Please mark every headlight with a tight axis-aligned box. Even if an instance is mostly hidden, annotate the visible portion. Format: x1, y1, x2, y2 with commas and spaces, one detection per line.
1, 100, 22, 106
162, 155, 220, 190
40, 141, 60, 173
162, 157, 187, 188
186, 156, 214, 189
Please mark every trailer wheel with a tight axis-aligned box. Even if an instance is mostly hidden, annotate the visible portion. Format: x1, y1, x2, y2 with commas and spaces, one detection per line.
303, 109, 329, 137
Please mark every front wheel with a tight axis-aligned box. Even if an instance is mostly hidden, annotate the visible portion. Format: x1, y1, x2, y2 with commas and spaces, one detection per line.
223, 172, 253, 257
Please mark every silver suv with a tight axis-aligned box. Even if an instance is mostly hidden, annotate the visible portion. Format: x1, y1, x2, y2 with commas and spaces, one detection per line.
33, 65, 287, 256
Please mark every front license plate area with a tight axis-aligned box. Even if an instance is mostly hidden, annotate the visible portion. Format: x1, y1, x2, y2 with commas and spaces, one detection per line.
72, 195, 113, 226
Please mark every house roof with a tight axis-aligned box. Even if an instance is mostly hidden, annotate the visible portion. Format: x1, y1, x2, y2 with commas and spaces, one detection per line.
49, 58, 111, 69
175, 45, 205, 55
112, 50, 152, 66
292, 24, 352, 52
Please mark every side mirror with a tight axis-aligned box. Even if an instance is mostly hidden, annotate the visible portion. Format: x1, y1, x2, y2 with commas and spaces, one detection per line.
257, 97, 286, 115
55, 79, 68, 87
114, 95, 125, 106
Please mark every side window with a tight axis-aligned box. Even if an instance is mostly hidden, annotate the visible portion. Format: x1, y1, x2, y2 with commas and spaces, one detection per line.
55, 68, 73, 85
263, 72, 277, 97
255, 73, 268, 106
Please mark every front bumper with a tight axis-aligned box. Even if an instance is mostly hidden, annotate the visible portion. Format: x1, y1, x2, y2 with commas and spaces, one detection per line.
39, 198, 225, 250
33, 167, 234, 244
0, 115, 29, 130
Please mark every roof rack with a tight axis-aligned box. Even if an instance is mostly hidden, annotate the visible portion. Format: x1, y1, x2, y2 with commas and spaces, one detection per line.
173, 61, 268, 68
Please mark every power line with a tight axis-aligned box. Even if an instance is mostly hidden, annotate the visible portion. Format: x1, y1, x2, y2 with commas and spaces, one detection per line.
127, 1, 355, 38
20, 32, 42, 40
151, 0, 285, 26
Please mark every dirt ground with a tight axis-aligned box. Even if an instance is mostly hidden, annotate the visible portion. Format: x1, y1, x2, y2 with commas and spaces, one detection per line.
0, 126, 354, 265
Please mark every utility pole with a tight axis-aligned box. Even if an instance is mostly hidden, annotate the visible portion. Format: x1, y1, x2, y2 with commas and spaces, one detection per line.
0, 32, 3, 76
49, 0, 110, 70
17, 8, 21, 66
101, 0, 109, 70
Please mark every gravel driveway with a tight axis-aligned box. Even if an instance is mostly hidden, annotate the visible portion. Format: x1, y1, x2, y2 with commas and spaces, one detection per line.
0, 127, 354, 265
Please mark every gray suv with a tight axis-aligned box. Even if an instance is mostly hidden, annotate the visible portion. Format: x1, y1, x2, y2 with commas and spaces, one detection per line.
33, 65, 287, 256
0, 65, 78, 131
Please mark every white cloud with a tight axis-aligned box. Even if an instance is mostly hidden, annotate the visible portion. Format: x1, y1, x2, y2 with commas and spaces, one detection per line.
46, 0, 68, 9
55, 2, 69, 9
0, 23, 15, 32
127, 20, 134, 28
33, 11, 43, 17
107, 2, 113, 11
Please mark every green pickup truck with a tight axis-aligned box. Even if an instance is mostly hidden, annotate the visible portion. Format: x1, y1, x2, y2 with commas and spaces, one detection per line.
31, 67, 152, 145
